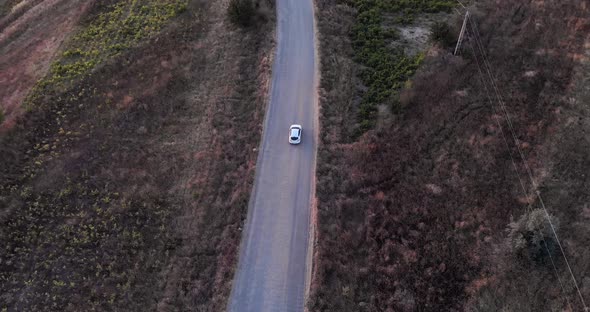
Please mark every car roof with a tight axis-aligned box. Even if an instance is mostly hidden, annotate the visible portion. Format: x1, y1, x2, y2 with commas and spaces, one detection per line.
290, 128, 300, 136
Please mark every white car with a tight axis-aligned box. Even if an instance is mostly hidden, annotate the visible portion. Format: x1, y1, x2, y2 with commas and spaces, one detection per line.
289, 124, 302, 144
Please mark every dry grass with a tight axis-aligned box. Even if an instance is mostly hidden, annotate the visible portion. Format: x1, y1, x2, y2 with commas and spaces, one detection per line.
310, 0, 590, 311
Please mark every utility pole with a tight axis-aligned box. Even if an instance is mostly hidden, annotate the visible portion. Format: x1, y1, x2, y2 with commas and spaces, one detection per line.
454, 11, 470, 55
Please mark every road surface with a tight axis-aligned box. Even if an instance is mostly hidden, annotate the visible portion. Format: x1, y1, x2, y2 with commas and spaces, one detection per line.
227, 0, 318, 311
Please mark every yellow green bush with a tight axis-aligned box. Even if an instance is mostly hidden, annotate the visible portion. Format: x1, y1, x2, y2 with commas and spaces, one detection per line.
25, 0, 188, 107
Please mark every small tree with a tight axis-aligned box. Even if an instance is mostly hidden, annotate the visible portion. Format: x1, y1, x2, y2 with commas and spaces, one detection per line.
429, 21, 455, 48
228, 0, 255, 27
507, 209, 560, 265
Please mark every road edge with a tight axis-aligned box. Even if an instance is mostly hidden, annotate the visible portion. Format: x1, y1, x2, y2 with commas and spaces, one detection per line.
304, 0, 320, 309
225, 3, 278, 309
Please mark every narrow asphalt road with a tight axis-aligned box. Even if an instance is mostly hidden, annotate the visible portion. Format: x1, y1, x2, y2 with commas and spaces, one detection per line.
227, 0, 318, 311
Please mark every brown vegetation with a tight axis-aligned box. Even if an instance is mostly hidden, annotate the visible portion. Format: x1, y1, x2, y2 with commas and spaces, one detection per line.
0, 0, 274, 310
310, 0, 590, 311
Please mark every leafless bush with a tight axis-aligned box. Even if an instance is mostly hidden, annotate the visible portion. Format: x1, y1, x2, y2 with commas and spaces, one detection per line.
228, 0, 255, 27
228, 0, 273, 27
429, 21, 455, 47
507, 209, 560, 265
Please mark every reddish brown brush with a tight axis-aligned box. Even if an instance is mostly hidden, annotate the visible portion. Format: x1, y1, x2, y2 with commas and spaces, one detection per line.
310, 0, 590, 311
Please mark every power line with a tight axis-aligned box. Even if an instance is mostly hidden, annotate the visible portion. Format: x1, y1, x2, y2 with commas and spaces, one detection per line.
455, 0, 467, 9
454, 11, 469, 56
467, 38, 574, 312
464, 13, 588, 311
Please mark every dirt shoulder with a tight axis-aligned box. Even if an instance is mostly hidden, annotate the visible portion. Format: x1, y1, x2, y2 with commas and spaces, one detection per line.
0, 0, 274, 310
310, 0, 590, 311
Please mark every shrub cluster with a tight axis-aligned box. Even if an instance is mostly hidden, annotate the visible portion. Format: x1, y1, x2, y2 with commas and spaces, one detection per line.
349, 0, 455, 134
228, 0, 274, 28
228, 0, 256, 27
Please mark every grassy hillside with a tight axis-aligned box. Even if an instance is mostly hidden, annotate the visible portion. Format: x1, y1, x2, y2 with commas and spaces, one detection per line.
0, 0, 275, 310
310, 0, 590, 311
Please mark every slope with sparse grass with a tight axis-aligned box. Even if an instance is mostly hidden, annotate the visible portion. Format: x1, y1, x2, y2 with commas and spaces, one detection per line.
0, 0, 275, 310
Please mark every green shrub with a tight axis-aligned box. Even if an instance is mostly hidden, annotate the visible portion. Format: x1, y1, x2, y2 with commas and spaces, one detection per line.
382, 27, 400, 40
0, 109, 4, 125
228, 0, 255, 27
